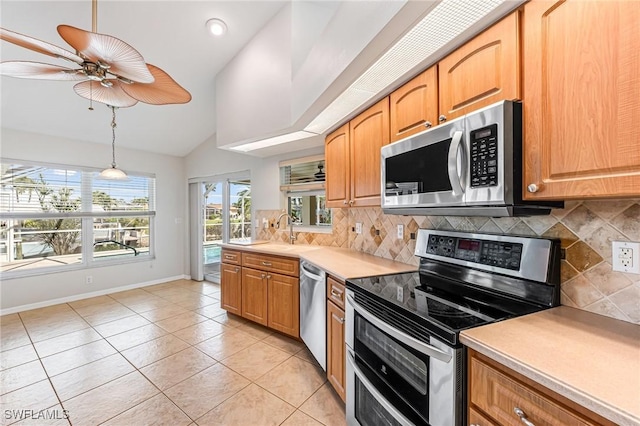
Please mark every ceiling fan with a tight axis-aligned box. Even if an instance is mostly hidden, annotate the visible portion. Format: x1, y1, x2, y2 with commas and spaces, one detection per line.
0, 0, 191, 108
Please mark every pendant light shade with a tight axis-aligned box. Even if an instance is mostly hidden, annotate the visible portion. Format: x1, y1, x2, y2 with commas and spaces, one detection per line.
99, 105, 128, 180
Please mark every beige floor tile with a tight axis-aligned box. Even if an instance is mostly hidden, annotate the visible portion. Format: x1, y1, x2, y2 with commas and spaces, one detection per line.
49, 353, 134, 401
299, 383, 347, 426
295, 347, 321, 366
199, 282, 220, 296
151, 289, 190, 301
174, 296, 218, 311
235, 321, 274, 340
281, 410, 324, 426
123, 298, 176, 314
171, 320, 227, 345
139, 305, 189, 322
33, 328, 102, 358
0, 360, 48, 395
140, 347, 216, 390
220, 341, 290, 381
263, 333, 305, 355
256, 356, 326, 407
154, 312, 207, 333
79, 305, 137, 326
195, 328, 258, 361
101, 394, 191, 426
195, 383, 295, 426
11, 405, 70, 426
164, 363, 249, 419
63, 371, 158, 426
68, 295, 115, 310
121, 334, 190, 368
0, 344, 38, 371
18, 304, 75, 323
0, 381, 60, 426
195, 304, 228, 319
211, 312, 247, 328
105, 323, 168, 352
22, 317, 89, 343
0, 314, 21, 327
40, 340, 116, 377
92, 314, 150, 337
0, 321, 31, 352
107, 289, 151, 303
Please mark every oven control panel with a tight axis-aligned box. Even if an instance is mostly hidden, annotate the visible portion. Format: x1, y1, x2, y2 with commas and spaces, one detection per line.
425, 234, 522, 271
470, 123, 498, 188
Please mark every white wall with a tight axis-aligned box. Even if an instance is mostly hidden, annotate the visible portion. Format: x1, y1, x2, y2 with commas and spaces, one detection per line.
0, 128, 186, 311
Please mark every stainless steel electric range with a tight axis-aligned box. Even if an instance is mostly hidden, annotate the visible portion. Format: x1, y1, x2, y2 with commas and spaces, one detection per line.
345, 229, 561, 426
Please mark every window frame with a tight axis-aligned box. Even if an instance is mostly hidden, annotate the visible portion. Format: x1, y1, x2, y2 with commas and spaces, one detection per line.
0, 159, 156, 280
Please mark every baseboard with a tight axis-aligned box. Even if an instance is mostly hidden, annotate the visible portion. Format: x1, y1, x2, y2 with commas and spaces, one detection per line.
0, 274, 190, 316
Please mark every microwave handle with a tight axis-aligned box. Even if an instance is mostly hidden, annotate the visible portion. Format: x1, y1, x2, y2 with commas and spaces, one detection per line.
447, 130, 465, 196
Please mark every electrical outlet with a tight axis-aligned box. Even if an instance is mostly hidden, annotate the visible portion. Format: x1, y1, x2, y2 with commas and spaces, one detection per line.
396, 286, 404, 302
612, 241, 640, 274
355, 222, 362, 234
85, 275, 93, 284
397, 224, 404, 239
262, 218, 268, 229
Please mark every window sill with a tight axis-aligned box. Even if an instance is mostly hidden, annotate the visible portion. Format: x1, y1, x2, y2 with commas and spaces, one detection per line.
292, 225, 333, 235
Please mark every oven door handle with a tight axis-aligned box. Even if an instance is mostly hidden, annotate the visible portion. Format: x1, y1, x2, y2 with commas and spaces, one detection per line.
447, 130, 465, 197
347, 348, 415, 426
347, 294, 452, 363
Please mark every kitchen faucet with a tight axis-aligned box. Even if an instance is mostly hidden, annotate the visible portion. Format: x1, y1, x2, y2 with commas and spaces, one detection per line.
276, 212, 296, 244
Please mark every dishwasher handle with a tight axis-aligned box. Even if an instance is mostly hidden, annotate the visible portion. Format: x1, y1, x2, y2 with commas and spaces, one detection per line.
300, 261, 325, 282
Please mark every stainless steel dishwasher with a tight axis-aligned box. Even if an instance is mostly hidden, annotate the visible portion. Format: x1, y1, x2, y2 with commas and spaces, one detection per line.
299, 259, 326, 371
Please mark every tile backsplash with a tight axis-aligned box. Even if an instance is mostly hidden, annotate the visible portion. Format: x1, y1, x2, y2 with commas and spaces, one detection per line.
256, 200, 640, 324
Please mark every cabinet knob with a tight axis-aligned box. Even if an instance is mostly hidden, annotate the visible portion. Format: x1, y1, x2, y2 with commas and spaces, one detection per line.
514, 407, 535, 426
261, 273, 266, 279
235, 267, 240, 272
343, 200, 348, 205
424, 121, 432, 128
266, 274, 272, 280
527, 183, 540, 193
438, 114, 447, 123
338, 317, 345, 324
349, 200, 354, 206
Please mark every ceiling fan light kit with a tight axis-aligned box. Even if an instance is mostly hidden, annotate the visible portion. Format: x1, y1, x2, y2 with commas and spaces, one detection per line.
99, 105, 128, 180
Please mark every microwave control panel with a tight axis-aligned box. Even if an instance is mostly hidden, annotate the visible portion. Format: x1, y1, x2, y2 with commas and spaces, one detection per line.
426, 234, 522, 271
470, 124, 498, 188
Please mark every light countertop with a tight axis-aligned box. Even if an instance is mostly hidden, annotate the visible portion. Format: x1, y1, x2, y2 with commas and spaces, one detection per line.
460, 306, 640, 426
219, 242, 416, 280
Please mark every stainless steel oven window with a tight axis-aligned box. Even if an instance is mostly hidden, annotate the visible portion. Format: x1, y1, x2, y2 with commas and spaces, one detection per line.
357, 316, 428, 394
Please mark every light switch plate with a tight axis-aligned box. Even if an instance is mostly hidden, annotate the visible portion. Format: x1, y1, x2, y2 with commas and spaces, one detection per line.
355, 222, 362, 234
397, 224, 404, 239
612, 241, 640, 274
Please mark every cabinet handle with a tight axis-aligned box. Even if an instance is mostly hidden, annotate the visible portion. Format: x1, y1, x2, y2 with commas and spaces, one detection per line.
343, 200, 348, 205
261, 261, 272, 266
261, 273, 266, 279
338, 317, 345, 324
349, 200, 354, 206
424, 121, 432, 128
438, 114, 447, 123
330, 289, 343, 299
527, 183, 540, 193
235, 267, 240, 272
266, 274, 272, 280
225, 255, 234, 259
514, 407, 535, 426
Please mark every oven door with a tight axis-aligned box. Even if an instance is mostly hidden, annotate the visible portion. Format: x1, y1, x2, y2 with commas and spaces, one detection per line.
346, 292, 461, 426
381, 117, 468, 210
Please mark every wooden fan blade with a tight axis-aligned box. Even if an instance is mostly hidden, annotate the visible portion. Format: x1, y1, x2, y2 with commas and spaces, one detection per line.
58, 25, 154, 84
120, 64, 192, 105
0, 27, 83, 64
74, 80, 138, 108
0, 61, 86, 80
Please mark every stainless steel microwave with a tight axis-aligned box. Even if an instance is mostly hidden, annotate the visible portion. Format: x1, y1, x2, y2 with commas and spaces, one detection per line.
381, 100, 562, 217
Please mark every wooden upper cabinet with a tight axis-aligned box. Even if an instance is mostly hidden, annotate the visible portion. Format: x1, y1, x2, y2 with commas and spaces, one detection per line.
325, 123, 350, 208
438, 11, 521, 122
523, 0, 640, 200
390, 67, 438, 142
349, 97, 390, 207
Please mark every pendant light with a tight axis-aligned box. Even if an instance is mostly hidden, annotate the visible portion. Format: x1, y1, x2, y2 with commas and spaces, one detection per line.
98, 105, 127, 180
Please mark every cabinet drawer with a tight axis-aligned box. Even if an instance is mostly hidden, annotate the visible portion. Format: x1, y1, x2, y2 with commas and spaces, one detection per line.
242, 252, 299, 277
327, 276, 345, 310
470, 357, 598, 426
469, 407, 498, 426
221, 249, 242, 265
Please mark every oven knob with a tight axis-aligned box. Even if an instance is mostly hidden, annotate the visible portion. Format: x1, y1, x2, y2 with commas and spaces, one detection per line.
527, 183, 540, 193
438, 114, 447, 123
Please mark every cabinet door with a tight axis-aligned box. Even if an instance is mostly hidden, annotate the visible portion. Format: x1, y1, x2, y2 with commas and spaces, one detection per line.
523, 0, 640, 199
325, 123, 351, 208
390, 67, 438, 142
241, 267, 268, 326
220, 263, 242, 315
469, 407, 498, 426
267, 272, 300, 338
327, 301, 346, 402
349, 97, 390, 207
438, 11, 520, 122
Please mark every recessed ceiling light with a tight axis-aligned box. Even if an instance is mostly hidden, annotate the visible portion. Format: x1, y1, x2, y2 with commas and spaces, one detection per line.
206, 18, 227, 36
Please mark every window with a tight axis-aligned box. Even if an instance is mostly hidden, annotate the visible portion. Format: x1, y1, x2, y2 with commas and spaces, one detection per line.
280, 155, 331, 230
0, 160, 155, 277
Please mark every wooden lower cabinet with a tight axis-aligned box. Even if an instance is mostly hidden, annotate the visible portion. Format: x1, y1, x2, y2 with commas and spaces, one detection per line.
241, 267, 268, 326
267, 272, 299, 337
327, 300, 346, 402
468, 350, 616, 426
220, 263, 242, 315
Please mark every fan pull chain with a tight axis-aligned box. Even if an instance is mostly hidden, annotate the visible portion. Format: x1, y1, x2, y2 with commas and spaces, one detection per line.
110, 106, 118, 168
92, 0, 98, 33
